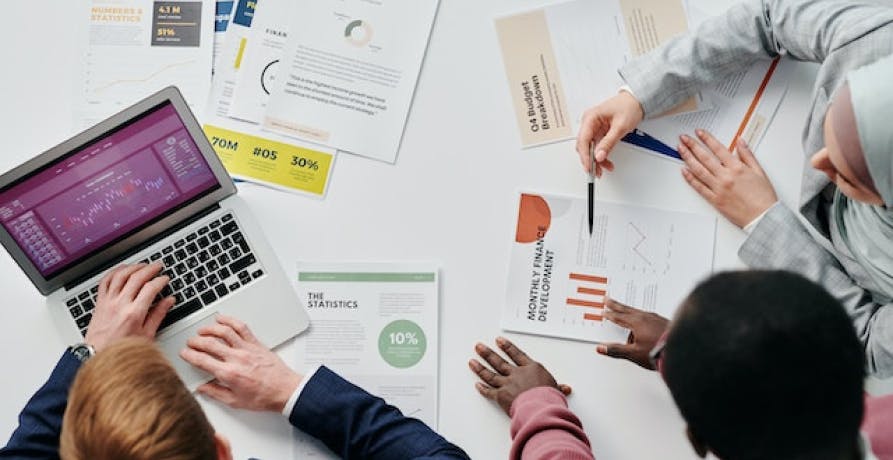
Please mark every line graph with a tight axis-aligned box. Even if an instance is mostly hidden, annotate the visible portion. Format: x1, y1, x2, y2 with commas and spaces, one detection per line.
621, 220, 673, 276
628, 222, 652, 266
92, 59, 198, 93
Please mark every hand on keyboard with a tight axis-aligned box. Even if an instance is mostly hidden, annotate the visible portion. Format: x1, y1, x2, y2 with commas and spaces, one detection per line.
84, 262, 175, 352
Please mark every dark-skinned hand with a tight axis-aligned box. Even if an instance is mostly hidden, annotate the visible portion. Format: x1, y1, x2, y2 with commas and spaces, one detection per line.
596, 297, 670, 370
468, 337, 571, 416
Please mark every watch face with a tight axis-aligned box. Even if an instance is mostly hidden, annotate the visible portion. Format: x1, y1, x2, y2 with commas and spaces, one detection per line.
71, 344, 94, 362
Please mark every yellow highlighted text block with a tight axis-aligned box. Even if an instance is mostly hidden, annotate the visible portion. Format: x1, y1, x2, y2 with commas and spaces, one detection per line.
203, 125, 333, 196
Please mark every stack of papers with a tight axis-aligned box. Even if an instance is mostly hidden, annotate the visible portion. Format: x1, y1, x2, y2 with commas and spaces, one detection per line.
76, 0, 441, 198
494, 0, 789, 157
203, 0, 440, 197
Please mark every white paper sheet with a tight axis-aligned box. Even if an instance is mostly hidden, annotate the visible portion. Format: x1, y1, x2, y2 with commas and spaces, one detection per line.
503, 192, 715, 343
494, 0, 789, 156
226, 0, 295, 123
76, 0, 213, 127
292, 262, 440, 458
262, 0, 440, 163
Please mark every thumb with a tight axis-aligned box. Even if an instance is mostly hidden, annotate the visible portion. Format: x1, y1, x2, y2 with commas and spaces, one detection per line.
594, 125, 627, 162
596, 342, 636, 361
144, 296, 175, 336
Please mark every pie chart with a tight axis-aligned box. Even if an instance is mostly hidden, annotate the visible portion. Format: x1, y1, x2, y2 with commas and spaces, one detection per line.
344, 19, 373, 47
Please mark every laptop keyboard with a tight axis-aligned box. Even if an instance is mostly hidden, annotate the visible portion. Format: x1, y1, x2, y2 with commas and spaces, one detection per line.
65, 213, 265, 337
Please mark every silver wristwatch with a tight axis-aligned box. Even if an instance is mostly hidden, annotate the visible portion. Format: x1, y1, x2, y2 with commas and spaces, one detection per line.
69, 343, 95, 363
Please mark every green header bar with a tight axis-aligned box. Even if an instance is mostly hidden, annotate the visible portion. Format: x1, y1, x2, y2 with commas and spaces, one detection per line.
298, 272, 436, 282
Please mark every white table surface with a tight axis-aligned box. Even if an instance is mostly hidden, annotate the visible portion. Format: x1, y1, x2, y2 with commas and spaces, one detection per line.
0, 1, 828, 459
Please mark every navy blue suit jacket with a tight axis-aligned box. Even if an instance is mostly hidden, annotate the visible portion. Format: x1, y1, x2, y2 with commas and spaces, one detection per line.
290, 366, 468, 459
1, 353, 468, 460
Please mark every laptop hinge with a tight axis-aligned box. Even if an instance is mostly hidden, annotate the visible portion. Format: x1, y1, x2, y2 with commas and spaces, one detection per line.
63, 203, 222, 291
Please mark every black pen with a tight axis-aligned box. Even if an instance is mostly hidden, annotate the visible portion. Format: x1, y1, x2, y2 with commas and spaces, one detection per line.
588, 144, 595, 235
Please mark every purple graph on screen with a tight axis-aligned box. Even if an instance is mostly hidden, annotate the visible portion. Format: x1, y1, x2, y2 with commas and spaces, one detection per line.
37, 150, 180, 255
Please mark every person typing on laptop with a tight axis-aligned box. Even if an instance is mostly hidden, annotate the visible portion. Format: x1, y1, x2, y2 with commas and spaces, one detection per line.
0, 261, 469, 460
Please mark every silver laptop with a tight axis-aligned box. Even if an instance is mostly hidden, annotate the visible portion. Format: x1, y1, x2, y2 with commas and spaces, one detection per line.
0, 87, 309, 389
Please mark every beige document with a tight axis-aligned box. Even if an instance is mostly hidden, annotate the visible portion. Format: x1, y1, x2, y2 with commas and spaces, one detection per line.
495, 0, 692, 148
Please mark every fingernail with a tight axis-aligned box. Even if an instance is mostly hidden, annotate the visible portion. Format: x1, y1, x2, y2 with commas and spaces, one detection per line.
696, 129, 704, 137
596, 149, 607, 160
596, 345, 607, 354
738, 138, 748, 147
475, 343, 485, 352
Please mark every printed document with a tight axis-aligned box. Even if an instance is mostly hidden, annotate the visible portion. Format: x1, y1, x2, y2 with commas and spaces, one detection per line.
262, 0, 440, 163
292, 262, 440, 458
503, 192, 715, 343
206, 0, 257, 119
76, 0, 213, 127
203, 0, 336, 198
226, 0, 295, 123
212, 1, 234, 74
494, 0, 788, 155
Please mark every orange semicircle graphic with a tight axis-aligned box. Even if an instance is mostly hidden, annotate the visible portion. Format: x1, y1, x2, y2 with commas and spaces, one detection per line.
515, 194, 552, 243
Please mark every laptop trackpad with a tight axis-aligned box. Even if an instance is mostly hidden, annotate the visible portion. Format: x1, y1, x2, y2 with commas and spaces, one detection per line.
157, 314, 219, 391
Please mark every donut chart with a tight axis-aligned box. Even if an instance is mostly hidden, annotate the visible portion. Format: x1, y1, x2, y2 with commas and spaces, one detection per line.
344, 19, 373, 47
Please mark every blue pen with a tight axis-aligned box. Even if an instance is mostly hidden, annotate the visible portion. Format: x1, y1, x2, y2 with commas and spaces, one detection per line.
622, 129, 681, 160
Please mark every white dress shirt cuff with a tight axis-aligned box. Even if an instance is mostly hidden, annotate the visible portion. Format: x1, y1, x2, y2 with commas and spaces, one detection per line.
619, 85, 636, 98
743, 204, 776, 234
281, 365, 321, 417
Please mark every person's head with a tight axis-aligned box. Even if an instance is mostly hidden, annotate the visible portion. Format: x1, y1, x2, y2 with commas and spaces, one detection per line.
661, 271, 865, 460
60, 338, 233, 460
812, 55, 893, 206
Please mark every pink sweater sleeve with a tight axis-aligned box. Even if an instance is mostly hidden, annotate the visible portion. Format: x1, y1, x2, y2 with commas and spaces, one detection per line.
863, 393, 893, 459
509, 387, 595, 460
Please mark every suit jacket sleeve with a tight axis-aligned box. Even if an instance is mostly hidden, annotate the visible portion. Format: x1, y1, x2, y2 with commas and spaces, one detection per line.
739, 203, 893, 377
0, 351, 81, 460
509, 387, 594, 460
620, 0, 893, 116
288, 366, 469, 460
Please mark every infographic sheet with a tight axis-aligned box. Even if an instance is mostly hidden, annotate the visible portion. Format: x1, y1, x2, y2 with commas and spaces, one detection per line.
203, 0, 336, 198
263, 0, 440, 163
504, 192, 715, 343
292, 262, 440, 458
226, 0, 295, 123
77, 0, 214, 127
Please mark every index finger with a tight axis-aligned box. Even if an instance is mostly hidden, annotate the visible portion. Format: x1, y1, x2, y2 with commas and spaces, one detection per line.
605, 297, 634, 314
122, 263, 164, 300
215, 315, 260, 345
496, 336, 531, 366
179, 347, 227, 377
696, 129, 734, 165
475, 343, 513, 376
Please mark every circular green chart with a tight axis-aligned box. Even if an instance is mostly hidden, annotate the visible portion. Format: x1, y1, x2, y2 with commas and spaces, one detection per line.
378, 320, 427, 368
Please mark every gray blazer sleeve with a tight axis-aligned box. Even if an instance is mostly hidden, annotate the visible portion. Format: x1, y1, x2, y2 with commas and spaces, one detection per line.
739, 203, 893, 377
620, 0, 893, 116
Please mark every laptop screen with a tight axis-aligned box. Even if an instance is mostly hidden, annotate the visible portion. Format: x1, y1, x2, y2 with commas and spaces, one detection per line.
0, 101, 220, 278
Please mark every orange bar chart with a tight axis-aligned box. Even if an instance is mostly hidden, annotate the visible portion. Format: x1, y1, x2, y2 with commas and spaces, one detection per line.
569, 273, 608, 284
567, 272, 609, 323
567, 298, 604, 308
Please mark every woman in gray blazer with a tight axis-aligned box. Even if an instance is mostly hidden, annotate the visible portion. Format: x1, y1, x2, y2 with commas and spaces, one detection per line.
576, 0, 893, 376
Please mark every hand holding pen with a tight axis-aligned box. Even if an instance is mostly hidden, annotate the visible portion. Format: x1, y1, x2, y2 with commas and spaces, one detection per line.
576, 91, 644, 176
